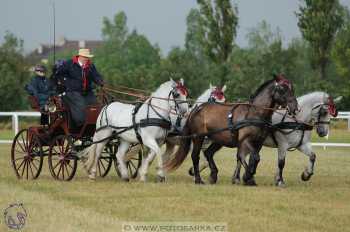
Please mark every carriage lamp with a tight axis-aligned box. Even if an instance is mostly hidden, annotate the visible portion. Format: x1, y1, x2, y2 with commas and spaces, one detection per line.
48, 102, 57, 113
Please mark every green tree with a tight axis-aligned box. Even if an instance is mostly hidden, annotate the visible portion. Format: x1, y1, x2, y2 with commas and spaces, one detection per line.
0, 32, 30, 111
196, 0, 238, 85
94, 11, 161, 91
185, 9, 205, 60
197, 0, 238, 63
332, 7, 350, 78
296, 0, 344, 80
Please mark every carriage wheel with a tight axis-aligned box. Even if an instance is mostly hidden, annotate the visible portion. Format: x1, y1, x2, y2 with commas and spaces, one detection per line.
114, 145, 143, 179
48, 135, 77, 181
11, 129, 43, 180
97, 143, 115, 177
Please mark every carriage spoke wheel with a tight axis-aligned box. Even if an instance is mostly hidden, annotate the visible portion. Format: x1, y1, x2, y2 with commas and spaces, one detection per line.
48, 135, 77, 181
11, 129, 43, 180
114, 146, 143, 179
97, 143, 115, 177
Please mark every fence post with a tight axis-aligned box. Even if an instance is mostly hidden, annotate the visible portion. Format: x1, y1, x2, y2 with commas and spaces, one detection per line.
12, 114, 19, 135
348, 118, 350, 131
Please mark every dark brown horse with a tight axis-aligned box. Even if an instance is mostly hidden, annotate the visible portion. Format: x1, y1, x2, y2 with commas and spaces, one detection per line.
165, 74, 298, 185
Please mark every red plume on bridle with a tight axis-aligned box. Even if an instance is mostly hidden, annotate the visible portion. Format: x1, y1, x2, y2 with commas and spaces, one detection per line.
175, 81, 188, 96
211, 87, 225, 100
327, 97, 338, 117
275, 74, 292, 90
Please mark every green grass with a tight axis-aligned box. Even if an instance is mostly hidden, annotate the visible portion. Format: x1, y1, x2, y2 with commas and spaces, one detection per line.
0, 144, 349, 232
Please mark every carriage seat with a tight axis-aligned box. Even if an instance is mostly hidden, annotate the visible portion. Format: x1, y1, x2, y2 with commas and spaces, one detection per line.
84, 105, 102, 125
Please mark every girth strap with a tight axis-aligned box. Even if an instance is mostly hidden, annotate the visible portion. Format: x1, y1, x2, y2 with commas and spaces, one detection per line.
139, 118, 171, 129
132, 102, 143, 144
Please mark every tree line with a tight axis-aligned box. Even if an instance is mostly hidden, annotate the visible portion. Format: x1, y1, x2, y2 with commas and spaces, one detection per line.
1, 0, 350, 111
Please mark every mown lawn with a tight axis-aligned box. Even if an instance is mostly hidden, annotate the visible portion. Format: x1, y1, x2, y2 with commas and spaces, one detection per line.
0, 143, 349, 232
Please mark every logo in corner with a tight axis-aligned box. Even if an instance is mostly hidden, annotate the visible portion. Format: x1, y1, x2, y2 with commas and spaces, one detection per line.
3, 203, 27, 230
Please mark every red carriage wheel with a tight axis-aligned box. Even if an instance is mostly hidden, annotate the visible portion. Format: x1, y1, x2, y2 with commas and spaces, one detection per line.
114, 145, 143, 179
11, 129, 43, 180
48, 135, 77, 181
97, 142, 115, 177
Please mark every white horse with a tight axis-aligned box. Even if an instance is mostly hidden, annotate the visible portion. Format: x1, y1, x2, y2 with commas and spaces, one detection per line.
81, 79, 189, 182
190, 92, 341, 186
162, 84, 226, 166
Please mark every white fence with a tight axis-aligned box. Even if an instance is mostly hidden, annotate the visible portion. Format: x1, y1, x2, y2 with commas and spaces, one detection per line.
0, 111, 350, 147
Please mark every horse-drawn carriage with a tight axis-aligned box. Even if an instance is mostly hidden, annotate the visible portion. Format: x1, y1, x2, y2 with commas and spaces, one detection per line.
10, 94, 143, 181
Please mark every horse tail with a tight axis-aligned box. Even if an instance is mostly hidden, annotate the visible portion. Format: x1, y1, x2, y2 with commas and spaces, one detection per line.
164, 125, 192, 171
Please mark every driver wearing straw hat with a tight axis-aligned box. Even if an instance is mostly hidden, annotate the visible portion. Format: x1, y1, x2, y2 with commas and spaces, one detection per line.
56, 48, 104, 128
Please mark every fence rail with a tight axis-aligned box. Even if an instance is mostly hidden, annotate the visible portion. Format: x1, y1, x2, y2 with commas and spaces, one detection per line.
1, 111, 350, 147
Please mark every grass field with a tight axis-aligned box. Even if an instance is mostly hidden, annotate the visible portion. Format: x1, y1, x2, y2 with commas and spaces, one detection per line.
0, 143, 349, 232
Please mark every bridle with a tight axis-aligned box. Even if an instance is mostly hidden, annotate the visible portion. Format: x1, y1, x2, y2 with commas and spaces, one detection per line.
208, 87, 225, 103
311, 103, 331, 126
168, 83, 189, 117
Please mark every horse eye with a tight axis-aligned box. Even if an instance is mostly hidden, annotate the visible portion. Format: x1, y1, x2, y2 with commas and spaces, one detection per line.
173, 92, 180, 98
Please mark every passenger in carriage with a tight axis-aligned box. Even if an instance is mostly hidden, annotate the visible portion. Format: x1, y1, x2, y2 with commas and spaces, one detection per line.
25, 64, 54, 125
55, 48, 104, 127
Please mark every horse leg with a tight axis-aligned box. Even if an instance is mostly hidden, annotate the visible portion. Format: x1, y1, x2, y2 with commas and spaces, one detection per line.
238, 141, 257, 186
232, 154, 242, 184
89, 140, 109, 180
204, 143, 222, 184
139, 139, 160, 182
156, 143, 167, 183
115, 141, 131, 181
275, 146, 287, 187
192, 137, 205, 184
298, 143, 316, 181
188, 155, 209, 176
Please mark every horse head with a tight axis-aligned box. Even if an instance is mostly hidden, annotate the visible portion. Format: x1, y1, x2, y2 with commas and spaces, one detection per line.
208, 84, 226, 103
169, 78, 189, 115
313, 94, 340, 137
273, 74, 298, 115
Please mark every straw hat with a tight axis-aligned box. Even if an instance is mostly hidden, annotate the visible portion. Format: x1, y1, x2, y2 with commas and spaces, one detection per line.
78, 48, 94, 58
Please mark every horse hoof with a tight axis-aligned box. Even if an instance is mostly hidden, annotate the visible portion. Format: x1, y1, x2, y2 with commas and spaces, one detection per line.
301, 171, 313, 182
243, 178, 257, 186
188, 168, 194, 176
195, 179, 205, 185
88, 173, 96, 180
208, 175, 217, 185
122, 177, 130, 182
156, 175, 166, 183
275, 181, 286, 188
232, 178, 241, 185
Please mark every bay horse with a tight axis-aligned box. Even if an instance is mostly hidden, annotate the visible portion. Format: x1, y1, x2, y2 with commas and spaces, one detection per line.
161, 84, 226, 177
165, 74, 298, 185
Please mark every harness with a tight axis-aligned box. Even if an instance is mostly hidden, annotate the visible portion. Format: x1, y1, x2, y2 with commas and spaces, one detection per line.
270, 103, 331, 151
93, 88, 180, 145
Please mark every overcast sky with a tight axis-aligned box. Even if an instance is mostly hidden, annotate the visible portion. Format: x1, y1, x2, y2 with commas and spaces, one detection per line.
1, 0, 350, 55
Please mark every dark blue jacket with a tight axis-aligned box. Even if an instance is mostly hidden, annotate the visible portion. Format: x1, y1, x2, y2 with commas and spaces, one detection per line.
56, 56, 103, 93
25, 75, 54, 107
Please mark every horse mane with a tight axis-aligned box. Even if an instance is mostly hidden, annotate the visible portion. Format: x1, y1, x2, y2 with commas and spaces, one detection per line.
249, 78, 275, 102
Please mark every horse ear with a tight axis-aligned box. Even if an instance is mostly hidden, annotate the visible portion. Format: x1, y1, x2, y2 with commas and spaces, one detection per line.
180, 78, 184, 85
334, 96, 343, 103
222, 85, 227, 92
209, 83, 213, 88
